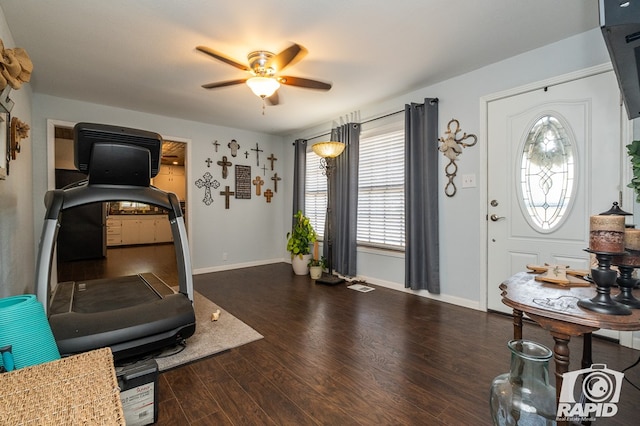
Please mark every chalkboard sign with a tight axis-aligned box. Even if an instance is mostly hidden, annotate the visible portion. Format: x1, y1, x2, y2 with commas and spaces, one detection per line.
235, 165, 251, 199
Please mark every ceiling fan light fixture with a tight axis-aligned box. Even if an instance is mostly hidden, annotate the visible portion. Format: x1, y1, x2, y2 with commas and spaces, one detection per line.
246, 76, 280, 98
312, 141, 345, 158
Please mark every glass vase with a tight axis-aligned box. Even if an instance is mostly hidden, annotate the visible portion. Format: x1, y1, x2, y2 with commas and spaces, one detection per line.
490, 339, 557, 425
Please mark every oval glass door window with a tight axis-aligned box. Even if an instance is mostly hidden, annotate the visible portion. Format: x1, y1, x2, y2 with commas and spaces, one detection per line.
519, 114, 576, 232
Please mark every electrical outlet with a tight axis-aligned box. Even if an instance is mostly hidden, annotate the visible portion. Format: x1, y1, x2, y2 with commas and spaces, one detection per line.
462, 174, 476, 188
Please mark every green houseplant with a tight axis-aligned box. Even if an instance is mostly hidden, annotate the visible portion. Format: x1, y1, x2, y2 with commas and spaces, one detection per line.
627, 140, 640, 202
287, 210, 317, 275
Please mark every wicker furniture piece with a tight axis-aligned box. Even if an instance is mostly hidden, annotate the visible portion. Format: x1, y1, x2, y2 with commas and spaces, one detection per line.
0, 347, 124, 425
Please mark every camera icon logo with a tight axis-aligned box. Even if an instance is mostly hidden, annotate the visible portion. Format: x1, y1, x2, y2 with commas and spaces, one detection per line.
557, 364, 624, 421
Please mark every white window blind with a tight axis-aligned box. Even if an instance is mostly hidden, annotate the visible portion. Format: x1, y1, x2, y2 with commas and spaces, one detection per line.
357, 119, 405, 249
305, 150, 326, 239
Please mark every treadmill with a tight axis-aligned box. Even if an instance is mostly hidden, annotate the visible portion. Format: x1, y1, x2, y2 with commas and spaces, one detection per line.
35, 122, 196, 361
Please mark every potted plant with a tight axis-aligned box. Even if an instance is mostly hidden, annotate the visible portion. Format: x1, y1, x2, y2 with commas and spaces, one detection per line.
627, 140, 640, 202
307, 240, 325, 279
287, 210, 317, 275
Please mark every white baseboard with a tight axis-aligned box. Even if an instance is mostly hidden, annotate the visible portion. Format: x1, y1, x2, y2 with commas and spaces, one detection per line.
354, 274, 481, 311
193, 258, 285, 275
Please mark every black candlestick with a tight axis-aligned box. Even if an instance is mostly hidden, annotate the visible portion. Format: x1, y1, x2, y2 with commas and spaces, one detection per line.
578, 250, 631, 315
613, 265, 640, 309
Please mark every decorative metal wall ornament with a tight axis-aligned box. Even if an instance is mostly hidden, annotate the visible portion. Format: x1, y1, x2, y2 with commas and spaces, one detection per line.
220, 185, 235, 209
253, 175, 264, 195
251, 142, 263, 166
271, 173, 282, 192
437, 118, 477, 197
217, 155, 232, 179
244, 151, 249, 159
264, 188, 274, 203
10, 116, 28, 160
212, 140, 220, 152
261, 164, 268, 175
205, 158, 212, 167
267, 153, 278, 170
228, 139, 240, 157
195, 172, 220, 205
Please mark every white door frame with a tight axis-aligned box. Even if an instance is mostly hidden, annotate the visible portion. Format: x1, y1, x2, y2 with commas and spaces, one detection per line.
478, 64, 635, 347
45, 119, 194, 266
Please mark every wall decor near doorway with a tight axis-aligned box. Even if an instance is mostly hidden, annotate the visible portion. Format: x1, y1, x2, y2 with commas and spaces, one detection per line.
195, 172, 220, 205
437, 118, 477, 197
0, 107, 8, 179
10, 116, 29, 160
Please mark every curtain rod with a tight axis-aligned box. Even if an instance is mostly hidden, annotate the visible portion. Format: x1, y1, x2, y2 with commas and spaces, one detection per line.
302, 98, 438, 141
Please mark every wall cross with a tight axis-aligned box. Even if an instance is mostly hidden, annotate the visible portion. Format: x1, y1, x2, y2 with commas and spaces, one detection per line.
228, 139, 240, 157
220, 185, 235, 209
205, 158, 212, 168
267, 153, 278, 170
212, 140, 220, 152
217, 155, 232, 179
252, 175, 264, 195
271, 173, 282, 192
194, 172, 220, 206
264, 188, 274, 203
251, 142, 263, 166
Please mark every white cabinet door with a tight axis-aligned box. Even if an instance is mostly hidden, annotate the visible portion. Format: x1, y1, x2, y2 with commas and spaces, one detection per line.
154, 218, 173, 243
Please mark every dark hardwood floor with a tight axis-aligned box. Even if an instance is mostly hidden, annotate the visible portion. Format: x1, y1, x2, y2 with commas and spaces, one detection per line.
58, 245, 640, 425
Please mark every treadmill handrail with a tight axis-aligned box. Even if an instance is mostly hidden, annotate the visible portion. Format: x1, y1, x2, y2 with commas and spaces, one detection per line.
35, 184, 194, 316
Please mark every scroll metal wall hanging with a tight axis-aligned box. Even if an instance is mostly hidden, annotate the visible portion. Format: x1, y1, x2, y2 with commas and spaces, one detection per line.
438, 118, 477, 197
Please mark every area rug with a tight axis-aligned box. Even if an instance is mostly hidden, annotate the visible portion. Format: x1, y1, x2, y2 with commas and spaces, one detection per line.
154, 291, 263, 371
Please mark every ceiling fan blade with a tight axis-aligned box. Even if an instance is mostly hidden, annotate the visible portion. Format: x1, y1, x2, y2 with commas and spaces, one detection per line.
196, 46, 250, 71
266, 43, 307, 72
202, 78, 247, 89
278, 76, 332, 91
266, 91, 279, 106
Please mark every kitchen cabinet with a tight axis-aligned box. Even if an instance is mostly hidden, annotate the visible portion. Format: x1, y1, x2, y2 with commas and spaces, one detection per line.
108, 215, 172, 246
153, 165, 185, 200
154, 217, 173, 243
106, 218, 122, 246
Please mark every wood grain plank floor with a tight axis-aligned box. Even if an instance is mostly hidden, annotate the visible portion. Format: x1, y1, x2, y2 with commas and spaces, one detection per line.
59, 246, 640, 425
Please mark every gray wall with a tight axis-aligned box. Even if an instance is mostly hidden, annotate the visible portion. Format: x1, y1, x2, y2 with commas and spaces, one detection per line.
0, 11, 34, 297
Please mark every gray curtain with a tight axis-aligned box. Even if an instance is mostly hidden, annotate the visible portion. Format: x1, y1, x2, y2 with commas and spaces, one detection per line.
404, 98, 440, 292
292, 138, 307, 227
326, 123, 360, 277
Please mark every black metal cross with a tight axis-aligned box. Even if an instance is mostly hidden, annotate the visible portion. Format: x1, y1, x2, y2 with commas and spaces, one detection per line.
271, 172, 282, 193
212, 140, 220, 152
251, 142, 263, 166
261, 164, 268, 175
217, 155, 232, 179
244, 151, 249, 159
267, 153, 277, 170
220, 185, 235, 209
195, 172, 220, 206
205, 158, 212, 168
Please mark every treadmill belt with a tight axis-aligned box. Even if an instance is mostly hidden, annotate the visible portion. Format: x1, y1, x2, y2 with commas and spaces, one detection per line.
71, 275, 161, 314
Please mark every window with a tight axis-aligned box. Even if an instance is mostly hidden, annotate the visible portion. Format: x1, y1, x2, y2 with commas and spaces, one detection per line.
304, 116, 405, 250
518, 114, 576, 232
305, 150, 326, 239
357, 119, 405, 249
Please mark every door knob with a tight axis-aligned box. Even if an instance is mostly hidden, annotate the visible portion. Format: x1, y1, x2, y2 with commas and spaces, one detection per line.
490, 214, 505, 222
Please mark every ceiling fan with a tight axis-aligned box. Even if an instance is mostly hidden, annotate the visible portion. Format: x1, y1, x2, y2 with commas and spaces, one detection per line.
196, 43, 331, 106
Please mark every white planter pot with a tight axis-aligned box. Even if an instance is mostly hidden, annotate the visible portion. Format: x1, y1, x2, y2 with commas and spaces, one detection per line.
309, 266, 323, 280
291, 254, 311, 275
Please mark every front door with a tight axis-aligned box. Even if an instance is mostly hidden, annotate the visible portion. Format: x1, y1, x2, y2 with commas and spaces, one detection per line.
487, 69, 623, 314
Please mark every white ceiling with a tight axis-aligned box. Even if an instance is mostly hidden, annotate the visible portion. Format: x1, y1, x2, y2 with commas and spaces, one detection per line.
0, 0, 600, 136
